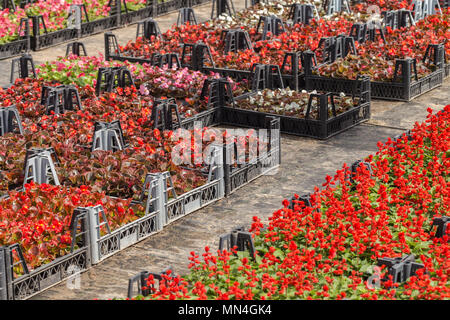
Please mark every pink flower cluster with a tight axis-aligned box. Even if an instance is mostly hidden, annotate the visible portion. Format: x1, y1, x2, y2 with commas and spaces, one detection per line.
0, 0, 113, 43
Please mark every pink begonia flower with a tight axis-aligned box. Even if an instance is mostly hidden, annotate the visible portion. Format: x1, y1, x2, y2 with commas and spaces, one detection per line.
1, 0, 121, 42
387, 66, 393, 75
139, 84, 150, 96
56, 62, 65, 72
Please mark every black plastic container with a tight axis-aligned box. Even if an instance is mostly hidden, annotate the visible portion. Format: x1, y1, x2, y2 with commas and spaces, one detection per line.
222, 76, 371, 139
304, 44, 445, 102
0, 210, 91, 300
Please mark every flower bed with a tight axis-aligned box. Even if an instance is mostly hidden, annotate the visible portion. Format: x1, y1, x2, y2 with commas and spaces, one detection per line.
127, 105, 450, 300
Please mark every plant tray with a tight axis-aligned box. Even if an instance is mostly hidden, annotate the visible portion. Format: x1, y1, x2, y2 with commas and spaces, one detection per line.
305, 70, 443, 102
224, 77, 371, 139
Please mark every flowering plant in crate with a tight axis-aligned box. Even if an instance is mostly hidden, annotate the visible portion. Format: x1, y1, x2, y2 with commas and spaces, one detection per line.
0, 0, 114, 43
316, 54, 435, 81
0, 0, 151, 44
236, 88, 359, 118
139, 70, 250, 117
36, 54, 144, 88
316, 14, 448, 82
0, 7, 28, 44
0, 182, 143, 273
36, 54, 230, 95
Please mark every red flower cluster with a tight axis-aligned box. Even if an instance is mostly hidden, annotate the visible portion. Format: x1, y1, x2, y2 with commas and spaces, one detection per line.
0, 182, 140, 273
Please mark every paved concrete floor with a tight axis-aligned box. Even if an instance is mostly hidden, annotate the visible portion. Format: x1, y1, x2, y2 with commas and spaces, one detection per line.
0, 0, 447, 300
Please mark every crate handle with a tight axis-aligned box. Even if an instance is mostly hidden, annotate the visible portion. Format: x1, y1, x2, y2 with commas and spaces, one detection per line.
423, 43, 444, 69
328, 93, 338, 118
6, 244, 29, 279
69, 208, 90, 253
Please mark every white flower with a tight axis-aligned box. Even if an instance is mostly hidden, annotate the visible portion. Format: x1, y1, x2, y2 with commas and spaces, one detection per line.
340, 92, 346, 97
289, 102, 300, 110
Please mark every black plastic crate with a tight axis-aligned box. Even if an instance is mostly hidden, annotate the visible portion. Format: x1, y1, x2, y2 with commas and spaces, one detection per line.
30, 21, 78, 51
445, 63, 449, 79
0, 39, 30, 60
199, 52, 303, 90
223, 116, 281, 196
222, 100, 370, 140
180, 107, 221, 130
120, 6, 154, 26
223, 77, 371, 139
81, 16, 118, 37
2, 247, 89, 300
0, 209, 91, 300
104, 32, 153, 64
303, 45, 445, 102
